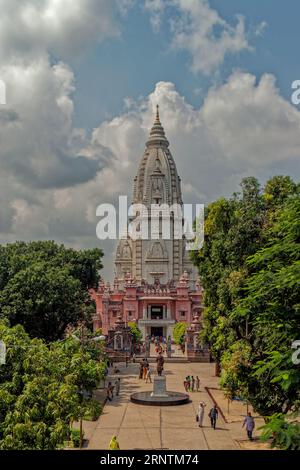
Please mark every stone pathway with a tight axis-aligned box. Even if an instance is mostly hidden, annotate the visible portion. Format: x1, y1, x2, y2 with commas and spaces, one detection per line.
84, 362, 255, 450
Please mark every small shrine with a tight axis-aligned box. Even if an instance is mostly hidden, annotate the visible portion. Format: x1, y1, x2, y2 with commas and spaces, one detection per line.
107, 313, 132, 353
186, 313, 210, 362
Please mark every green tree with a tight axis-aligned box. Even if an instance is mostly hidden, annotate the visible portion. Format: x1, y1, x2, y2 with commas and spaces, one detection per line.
0, 263, 87, 342
192, 176, 299, 447
173, 322, 187, 346
0, 242, 103, 341
0, 322, 105, 450
128, 322, 142, 344
230, 196, 300, 416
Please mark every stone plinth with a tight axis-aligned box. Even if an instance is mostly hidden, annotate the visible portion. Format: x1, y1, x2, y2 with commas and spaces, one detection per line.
131, 370, 189, 406
151, 376, 168, 397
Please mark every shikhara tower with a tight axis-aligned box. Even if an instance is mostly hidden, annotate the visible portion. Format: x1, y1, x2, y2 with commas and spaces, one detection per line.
92, 107, 203, 342
115, 106, 197, 288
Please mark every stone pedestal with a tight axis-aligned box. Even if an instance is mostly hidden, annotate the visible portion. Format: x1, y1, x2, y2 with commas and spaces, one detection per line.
151, 376, 168, 398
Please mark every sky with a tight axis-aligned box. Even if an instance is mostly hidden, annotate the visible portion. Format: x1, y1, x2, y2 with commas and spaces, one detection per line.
0, 0, 299, 280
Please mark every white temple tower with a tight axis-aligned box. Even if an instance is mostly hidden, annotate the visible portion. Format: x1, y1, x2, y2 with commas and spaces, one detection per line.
115, 106, 197, 289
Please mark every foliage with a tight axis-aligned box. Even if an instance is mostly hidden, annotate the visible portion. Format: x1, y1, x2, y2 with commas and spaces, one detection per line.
70, 428, 82, 448
84, 400, 102, 421
173, 322, 187, 345
259, 413, 300, 450
128, 322, 142, 344
0, 322, 105, 450
192, 176, 300, 443
0, 241, 103, 341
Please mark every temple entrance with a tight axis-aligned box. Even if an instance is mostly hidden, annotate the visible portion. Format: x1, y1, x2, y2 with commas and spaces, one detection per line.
150, 305, 164, 320
151, 326, 163, 338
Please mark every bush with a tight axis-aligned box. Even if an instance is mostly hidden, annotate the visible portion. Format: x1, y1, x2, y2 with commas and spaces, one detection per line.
84, 400, 102, 421
128, 322, 142, 344
173, 322, 187, 345
260, 413, 300, 450
70, 429, 83, 448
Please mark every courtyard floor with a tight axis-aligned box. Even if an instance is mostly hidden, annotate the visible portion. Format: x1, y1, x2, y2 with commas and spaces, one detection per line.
80, 361, 269, 450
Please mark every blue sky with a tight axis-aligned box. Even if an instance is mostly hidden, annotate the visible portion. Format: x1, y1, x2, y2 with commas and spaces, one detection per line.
71, 0, 300, 131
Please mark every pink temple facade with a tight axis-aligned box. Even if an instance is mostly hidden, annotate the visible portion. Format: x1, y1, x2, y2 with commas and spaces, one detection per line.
91, 272, 203, 340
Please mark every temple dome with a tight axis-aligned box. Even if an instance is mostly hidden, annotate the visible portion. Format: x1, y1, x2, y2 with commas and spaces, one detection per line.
133, 106, 182, 206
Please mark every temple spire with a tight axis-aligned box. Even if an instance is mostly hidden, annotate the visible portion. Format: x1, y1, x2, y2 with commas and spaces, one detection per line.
146, 104, 169, 148
155, 104, 160, 124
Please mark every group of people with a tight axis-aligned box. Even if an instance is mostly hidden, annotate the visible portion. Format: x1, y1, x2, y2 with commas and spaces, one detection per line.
106, 378, 120, 402
108, 409, 255, 450
184, 375, 200, 392
153, 336, 167, 355
105, 354, 256, 444
196, 402, 255, 439
196, 402, 218, 429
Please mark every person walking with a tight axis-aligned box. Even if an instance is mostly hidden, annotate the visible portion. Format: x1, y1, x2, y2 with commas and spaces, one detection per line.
196, 376, 200, 392
191, 376, 195, 392
243, 412, 255, 441
143, 359, 149, 380
197, 402, 206, 427
185, 375, 190, 391
208, 405, 219, 429
115, 378, 120, 396
132, 353, 136, 363
106, 382, 113, 402
109, 435, 120, 450
139, 361, 143, 379
183, 379, 189, 392
145, 366, 152, 383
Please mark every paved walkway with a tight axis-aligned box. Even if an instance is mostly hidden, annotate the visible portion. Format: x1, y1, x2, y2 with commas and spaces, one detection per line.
83, 361, 257, 450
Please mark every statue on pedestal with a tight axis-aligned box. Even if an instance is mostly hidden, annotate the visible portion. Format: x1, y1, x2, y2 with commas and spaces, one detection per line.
156, 352, 164, 376
167, 335, 172, 358
145, 335, 151, 358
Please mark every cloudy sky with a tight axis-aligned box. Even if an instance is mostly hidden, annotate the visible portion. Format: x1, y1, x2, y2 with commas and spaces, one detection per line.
0, 0, 299, 279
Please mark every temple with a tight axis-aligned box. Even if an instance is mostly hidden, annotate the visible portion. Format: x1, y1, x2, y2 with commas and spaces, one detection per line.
92, 107, 204, 341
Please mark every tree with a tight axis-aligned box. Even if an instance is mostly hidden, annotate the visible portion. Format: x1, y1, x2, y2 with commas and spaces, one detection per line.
0, 241, 103, 291
0, 242, 103, 341
173, 322, 187, 346
259, 413, 300, 450
128, 322, 142, 344
0, 322, 105, 450
0, 263, 87, 342
192, 176, 299, 447
230, 196, 300, 418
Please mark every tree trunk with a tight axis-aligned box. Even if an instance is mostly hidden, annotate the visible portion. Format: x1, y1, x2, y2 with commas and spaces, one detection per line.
215, 361, 221, 377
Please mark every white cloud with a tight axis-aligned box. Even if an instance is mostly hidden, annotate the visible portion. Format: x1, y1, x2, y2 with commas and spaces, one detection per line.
145, 0, 255, 74
0, 0, 128, 63
144, 0, 165, 32
0, 59, 110, 189
0, 0, 132, 258
3, 74, 300, 281
202, 72, 300, 166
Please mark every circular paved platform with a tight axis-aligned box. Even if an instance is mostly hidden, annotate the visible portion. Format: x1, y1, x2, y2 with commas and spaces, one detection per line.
130, 391, 189, 406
